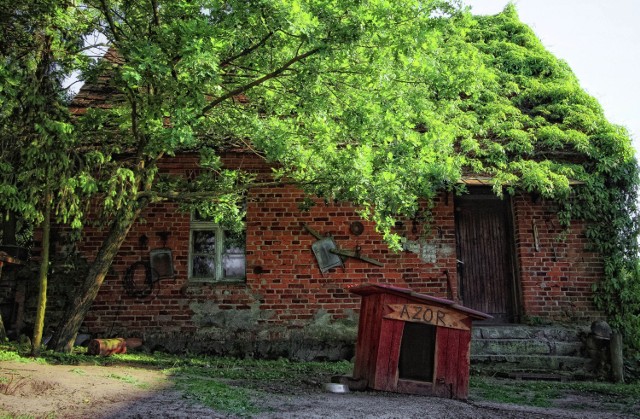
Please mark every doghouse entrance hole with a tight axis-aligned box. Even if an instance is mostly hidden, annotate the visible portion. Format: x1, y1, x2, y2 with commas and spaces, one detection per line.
398, 322, 436, 382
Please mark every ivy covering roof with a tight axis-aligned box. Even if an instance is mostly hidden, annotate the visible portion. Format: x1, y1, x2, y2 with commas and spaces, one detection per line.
447, 5, 635, 197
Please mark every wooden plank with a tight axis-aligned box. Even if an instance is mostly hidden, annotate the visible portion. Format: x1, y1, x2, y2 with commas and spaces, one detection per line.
302, 223, 324, 240
373, 294, 405, 391
444, 328, 460, 398
434, 326, 450, 398
353, 293, 381, 385
330, 248, 384, 267
352, 294, 369, 380
385, 304, 470, 331
303, 223, 383, 266
455, 329, 472, 399
375, 318, 403, 391
349, 283, 492, 321
396, 379, 437, 396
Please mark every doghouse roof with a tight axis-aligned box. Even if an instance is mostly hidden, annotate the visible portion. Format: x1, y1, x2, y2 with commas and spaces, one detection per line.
349, 283, 492, 321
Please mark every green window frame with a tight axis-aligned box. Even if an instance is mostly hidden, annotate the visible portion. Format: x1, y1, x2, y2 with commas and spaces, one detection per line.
188, 213, 246, 282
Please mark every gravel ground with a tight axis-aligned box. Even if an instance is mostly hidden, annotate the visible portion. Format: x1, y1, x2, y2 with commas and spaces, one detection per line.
0, 360, 636, 418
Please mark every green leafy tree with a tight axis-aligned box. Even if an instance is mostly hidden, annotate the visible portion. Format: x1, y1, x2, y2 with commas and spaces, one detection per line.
45, 0, 481, 352
0, 0, 94, 354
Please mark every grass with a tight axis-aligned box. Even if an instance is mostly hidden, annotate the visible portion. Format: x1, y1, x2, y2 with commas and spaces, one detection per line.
0, 348, 30, 363
0, 414, 56, 419
104, 372, 150, 389
4, 341, 638, 416
175, 376, 259, 416
470, 377, 561, 407
0, 341, 351, 416
470, 376, 640, 414
162, 356, 352, 380
105, 372, 138, 384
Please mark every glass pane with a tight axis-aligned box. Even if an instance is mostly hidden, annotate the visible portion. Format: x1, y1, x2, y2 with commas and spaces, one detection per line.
193, 230, 216, 253
223, 230, 246, 278
223, 249, 245, 278
192, 255, 216, 278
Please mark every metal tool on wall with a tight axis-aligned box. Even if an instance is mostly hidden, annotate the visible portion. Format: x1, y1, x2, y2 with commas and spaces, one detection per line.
303, 223, 384, 273
122, 233, 173, 298
149, 231, 174, 279
311, 236, 344, 273
532, 220, 540, 252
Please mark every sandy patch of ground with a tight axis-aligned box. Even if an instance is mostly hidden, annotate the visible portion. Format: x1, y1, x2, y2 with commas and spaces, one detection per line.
0, 360, 636, 418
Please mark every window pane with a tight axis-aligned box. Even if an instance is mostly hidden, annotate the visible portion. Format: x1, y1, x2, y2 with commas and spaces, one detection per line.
223, 230, 246, 278
223, 248, 245, 278
192, 255, 216, 278
193, 230, 216, 253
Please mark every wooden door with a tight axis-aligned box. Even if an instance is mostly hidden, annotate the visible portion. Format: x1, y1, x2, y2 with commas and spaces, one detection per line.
454, 191, 517, 323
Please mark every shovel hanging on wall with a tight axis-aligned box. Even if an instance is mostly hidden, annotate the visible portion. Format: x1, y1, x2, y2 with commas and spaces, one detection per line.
304, 223, 384, 273
311, 237, 345, 273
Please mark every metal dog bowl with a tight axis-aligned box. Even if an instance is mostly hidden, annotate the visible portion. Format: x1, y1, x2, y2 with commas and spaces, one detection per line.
324, 383, 349, 393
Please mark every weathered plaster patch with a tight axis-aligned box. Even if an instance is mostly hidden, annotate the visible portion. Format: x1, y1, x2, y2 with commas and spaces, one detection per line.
420, 243, 437, 263
403, 238, 455, 263
142, 306, 356, 360
300, 309, 357, 341
189, 301, 270, 332
403, 240, 421, 254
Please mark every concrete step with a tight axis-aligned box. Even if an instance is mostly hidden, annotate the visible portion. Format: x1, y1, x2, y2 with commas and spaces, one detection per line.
471, 338, 583, 356
472, 324, 588, 342
471, 354, 591, 373
470, 324, 596, 378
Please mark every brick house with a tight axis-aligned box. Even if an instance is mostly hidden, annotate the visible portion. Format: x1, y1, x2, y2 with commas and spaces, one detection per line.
1, 51, 604, 361
65, 151, 601, 358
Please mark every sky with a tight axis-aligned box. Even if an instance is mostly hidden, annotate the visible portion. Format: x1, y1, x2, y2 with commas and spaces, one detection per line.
467, 0, 640, 155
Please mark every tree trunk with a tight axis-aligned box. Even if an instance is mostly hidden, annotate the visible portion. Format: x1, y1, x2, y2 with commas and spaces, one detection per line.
1, 211, 17, 341
0, 261, 5, 340
0, 298, 5, 340
47, 202, 146, 352
31, 195, 51, 356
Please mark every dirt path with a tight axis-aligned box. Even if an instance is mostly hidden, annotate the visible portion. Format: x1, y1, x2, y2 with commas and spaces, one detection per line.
0, 360, 635, 418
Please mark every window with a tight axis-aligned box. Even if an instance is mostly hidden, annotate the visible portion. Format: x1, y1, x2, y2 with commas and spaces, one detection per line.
189, 212, 246, 282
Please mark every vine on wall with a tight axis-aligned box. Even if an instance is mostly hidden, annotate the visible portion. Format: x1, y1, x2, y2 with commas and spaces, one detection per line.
460, 6, 640, 349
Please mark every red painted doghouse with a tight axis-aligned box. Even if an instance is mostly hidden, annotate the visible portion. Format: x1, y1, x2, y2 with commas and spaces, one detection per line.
349, 283, 491, 399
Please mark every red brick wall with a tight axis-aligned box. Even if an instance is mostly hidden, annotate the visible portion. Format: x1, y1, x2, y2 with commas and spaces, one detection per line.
78, 153, 460, 340
242, 186, 457, 325
512, 194, 602, 321
70, 153, 602, 345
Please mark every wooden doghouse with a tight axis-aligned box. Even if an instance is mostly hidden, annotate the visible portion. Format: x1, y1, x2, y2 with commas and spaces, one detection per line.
349, 283, 491, 399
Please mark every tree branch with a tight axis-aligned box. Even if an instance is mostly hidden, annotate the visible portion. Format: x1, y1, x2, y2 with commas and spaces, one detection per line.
139, 180, 288, 203
220, 31, 274, 67
97, 0, 123, 43
199, 47, 321, 117
150, 0, 160, 27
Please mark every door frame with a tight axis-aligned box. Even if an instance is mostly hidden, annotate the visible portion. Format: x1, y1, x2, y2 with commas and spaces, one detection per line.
454, 187, 522, 323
